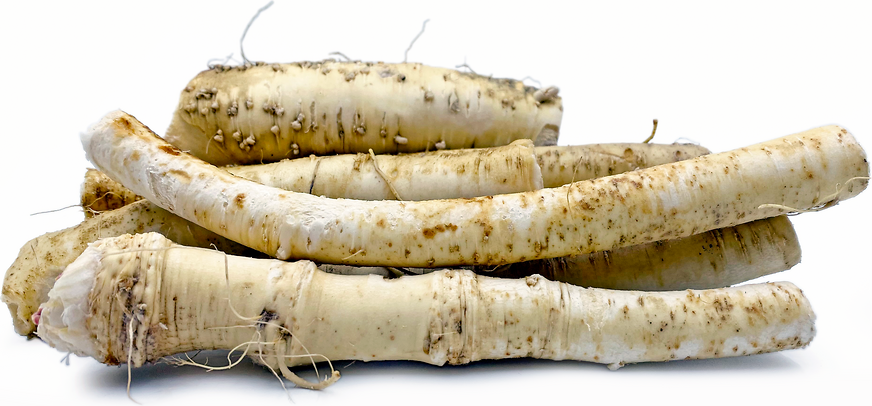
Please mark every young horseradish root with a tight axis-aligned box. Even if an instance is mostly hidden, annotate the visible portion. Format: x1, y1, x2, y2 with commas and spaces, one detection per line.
1, 200, 261, 336
79, 141, 711, 212
83, 112, 868, 267
535, 143, 711, 188
166, 61, 563, 165
37, 233, 816, 382
80, 140, 542, 205
324, 216, 801, 290
487, 216, 800, 290
82, 168, 142, 217
80, 141, 710, 208
223, 139, 542, 200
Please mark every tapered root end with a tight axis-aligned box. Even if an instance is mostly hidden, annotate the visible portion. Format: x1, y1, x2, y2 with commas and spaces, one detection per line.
81, 110, 131, 166
36, 246, 102, 360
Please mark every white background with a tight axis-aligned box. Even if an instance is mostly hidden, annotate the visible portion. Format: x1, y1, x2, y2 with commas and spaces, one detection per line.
1, 0, 870, 404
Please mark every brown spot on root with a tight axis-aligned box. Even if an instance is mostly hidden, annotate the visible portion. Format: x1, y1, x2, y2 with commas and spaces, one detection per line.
167, 169, 191, 183
234, 193, 246, 209
421, 224, 456, 238
158, 145, 182, 156
114, 116, 134, 132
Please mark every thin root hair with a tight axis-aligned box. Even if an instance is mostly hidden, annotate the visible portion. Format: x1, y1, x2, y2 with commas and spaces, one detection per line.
207, 53, 236, 68
328, 52, 352, 62
30, 204, 84, 217
210, 275, 334, 387
170, 332, 264, 371
275, 336, 340, 390
404, 19, 430, 63
106, 240, 340, 390
672, 137, 701, 145
757, 176, 871, 214
29, 241, 42, 278
82, 190, 125, 211
240, 1, 275, 65
221, 250, 262, 322
643, 119, 659, 143
342, 249, 365, 261
521, 76, 541, 87
455, 62, 477, 75
256, 348, 292, 401
369, 149, 403, 200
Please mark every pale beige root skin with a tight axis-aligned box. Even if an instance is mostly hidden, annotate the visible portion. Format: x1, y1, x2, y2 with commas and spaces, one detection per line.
81, 142, 706, 207
80, 140, 541, 206
322, 216, 801, 291
228, 139, 543, 200
487, 216, 800, 290
38, 233, 816, 377
4, 213, 797, 338
1, 200, 261, 336
166, 62, 563, 165
81, 168, 142, 217
536, 143, 712, 188
83, 112, 868, 267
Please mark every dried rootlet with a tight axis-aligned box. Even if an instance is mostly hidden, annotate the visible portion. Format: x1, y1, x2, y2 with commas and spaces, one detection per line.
166, 61, 563, 165
37, 233, 816, 382
83, 111, 868, 267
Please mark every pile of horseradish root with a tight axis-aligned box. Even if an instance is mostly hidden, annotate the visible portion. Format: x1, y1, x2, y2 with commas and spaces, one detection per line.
1, 59, 869, 391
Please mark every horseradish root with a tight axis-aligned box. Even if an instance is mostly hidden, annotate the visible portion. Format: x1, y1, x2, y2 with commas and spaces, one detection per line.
83, 111, 868, 267
224, 139, 542, 200
1, 200, 261, 336
322, 216, 800, 290
80, 140, 544, 205
535, 143, 711, 188
167, 61, 563, 165
36, 233, 816, 381
6, 211, 800, 337
488, 216, 800, 290
80, 141, 710, 210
